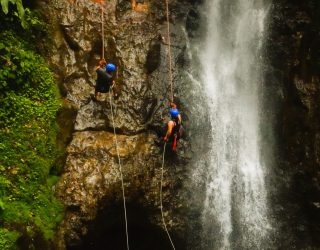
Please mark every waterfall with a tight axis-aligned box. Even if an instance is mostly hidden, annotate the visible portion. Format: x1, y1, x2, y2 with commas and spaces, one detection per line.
199, 0, 272, 249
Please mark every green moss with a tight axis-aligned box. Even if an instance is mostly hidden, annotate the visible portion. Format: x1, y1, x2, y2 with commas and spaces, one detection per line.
0, 228, 20, 250
0, 20, 64, 248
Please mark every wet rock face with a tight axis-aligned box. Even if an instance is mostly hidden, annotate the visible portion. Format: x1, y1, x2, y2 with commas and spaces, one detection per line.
38, 0, 201, 249
267, 0, 320, 248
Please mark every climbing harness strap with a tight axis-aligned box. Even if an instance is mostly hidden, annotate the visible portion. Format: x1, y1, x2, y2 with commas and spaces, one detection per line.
109, 90, 130, 250
165, 0, 174, 103
160, 142, 176, 250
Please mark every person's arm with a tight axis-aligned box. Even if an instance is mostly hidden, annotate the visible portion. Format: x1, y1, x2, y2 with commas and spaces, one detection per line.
95, 64, 103, 72
95, 59, 106, 70
164, 121, 174, 141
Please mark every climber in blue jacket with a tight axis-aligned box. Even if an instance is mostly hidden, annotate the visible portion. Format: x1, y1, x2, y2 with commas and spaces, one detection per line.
94, 60, 117, 100
164, 103, 182, 151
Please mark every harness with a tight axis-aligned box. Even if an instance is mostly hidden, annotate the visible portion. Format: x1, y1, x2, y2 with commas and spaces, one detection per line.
171, 118, 181, 136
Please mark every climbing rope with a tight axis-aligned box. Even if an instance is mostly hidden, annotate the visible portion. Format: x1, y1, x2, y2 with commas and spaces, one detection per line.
160, 1, 177, 249
160, 142, 176, 250
109, 90, 130, 250
164, 0, 174, 103
101, 3, 105, 59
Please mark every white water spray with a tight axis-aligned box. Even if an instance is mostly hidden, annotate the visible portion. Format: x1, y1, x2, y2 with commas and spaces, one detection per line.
200, 0, 271, 249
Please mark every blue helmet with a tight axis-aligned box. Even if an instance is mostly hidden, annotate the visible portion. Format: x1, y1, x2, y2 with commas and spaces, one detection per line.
106, 63, 116, 72
169, 108, 179, 118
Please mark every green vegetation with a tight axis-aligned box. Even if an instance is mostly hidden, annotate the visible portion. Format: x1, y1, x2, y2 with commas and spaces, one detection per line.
0, 3, 64, 249
0, 0, 25, 27
0, 228, 20, 250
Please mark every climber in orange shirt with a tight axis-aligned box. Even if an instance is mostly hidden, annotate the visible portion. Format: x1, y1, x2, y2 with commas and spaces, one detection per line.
164, 103, 182, 151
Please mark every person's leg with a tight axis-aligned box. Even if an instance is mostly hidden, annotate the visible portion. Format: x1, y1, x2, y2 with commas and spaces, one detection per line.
172, 134, 177, 151
94, 88, 100, 101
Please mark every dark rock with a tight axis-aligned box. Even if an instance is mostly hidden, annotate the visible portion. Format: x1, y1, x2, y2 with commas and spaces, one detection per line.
267, 0, 320, 248
186, 9, 200, 38
116, 0, 132, 14
145, 38, 161, 73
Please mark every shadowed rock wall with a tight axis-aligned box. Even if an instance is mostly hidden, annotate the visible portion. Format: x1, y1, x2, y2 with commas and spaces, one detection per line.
267, 1, 320, 248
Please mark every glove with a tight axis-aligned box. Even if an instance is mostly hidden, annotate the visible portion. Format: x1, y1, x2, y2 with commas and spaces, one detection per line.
99, 59, 106, 66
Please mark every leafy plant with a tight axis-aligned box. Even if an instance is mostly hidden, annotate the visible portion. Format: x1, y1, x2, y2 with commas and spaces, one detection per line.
0, 0, 25, 27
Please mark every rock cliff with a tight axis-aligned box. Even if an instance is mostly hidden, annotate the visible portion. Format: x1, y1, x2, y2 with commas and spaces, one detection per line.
37, 0, 205, 249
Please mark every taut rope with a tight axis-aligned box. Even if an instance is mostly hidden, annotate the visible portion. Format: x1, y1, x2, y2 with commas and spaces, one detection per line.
101, 4, 105, 59
160, 1, 176, 249
160, 142, 176, 250
165, 0, 174, 103
109, 90, 130, 250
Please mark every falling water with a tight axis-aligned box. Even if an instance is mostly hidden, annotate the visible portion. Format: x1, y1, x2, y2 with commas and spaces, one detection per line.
200, 0, 272, 249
